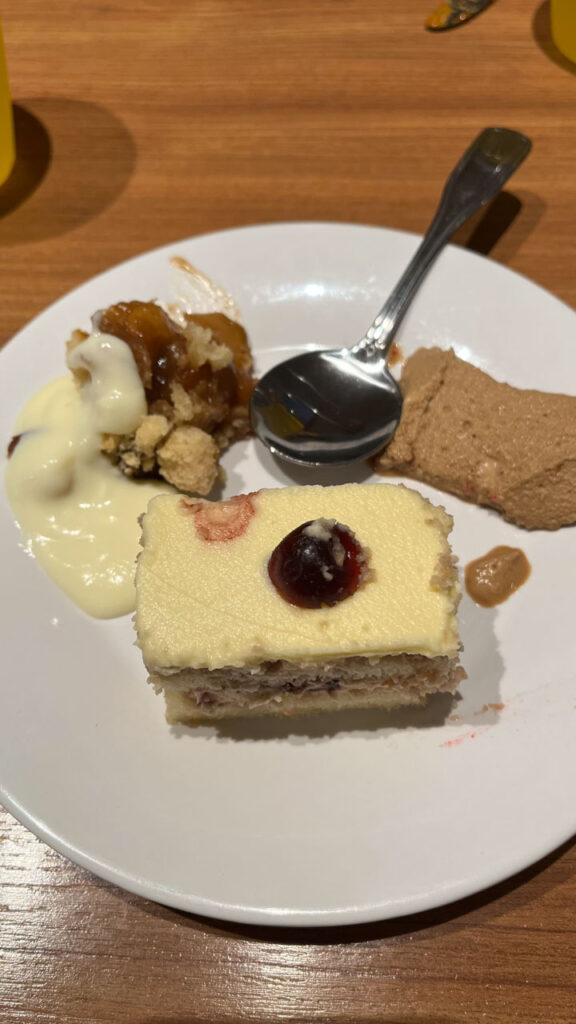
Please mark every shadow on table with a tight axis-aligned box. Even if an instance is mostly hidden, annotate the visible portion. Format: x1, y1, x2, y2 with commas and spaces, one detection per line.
452, 188, 546, 265
0, 97, 136, 245
0, 105, 51, 220
533, 0, 576, 76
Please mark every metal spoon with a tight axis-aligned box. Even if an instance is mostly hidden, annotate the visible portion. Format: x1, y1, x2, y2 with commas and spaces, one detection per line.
250, 126, 531, 467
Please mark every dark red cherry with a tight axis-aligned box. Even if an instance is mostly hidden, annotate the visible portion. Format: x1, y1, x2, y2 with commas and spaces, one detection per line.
267, 518, 368, 608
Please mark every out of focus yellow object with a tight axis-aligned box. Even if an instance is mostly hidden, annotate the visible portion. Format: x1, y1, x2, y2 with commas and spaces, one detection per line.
551, 0, 576, 65
0, 22, 14, 186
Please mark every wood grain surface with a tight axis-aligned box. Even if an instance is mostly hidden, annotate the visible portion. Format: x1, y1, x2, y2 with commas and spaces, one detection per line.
1, 1, 575, 1022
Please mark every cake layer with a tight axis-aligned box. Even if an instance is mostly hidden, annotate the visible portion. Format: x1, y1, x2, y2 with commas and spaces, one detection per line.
135, 483, 462, 676
154, 652, 464, 723
164, 678, 452, 725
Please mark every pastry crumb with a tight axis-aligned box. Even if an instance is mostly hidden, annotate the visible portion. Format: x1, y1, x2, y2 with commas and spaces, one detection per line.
157, 425, 220, 495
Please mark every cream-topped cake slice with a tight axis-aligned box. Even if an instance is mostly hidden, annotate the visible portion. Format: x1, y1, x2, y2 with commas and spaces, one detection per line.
135, 483, 465, 723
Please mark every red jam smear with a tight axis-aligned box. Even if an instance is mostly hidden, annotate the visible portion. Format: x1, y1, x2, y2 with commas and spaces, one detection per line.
181, 493, 256, 542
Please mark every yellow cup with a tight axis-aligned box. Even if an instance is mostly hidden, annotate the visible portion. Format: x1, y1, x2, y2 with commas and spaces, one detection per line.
0, 23, 14, 186
551, 0, 576, 65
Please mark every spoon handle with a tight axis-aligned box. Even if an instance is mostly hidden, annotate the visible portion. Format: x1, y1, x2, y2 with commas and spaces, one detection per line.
355, 127, 531, 361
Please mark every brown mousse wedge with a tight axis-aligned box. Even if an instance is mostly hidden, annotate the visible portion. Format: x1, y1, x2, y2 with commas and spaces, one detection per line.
374, 347, 576, 530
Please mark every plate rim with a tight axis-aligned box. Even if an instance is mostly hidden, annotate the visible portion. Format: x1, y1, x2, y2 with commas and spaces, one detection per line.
2, 220, 576, 927
2, 218, 576, 359
2, 784, 575, 927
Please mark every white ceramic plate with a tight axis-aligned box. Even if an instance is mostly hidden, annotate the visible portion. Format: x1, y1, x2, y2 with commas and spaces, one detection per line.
1, 223, 575, 927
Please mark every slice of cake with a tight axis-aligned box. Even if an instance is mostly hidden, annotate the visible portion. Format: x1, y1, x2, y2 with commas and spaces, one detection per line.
134, 483, 465, 724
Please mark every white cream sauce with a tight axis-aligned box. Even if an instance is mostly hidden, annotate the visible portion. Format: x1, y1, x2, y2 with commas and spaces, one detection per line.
5, 332, 171, 619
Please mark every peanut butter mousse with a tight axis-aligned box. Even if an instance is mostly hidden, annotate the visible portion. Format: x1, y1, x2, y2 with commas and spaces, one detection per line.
374, 347, 576, 530
134, 483, 465, 724
465, 546, 531, 607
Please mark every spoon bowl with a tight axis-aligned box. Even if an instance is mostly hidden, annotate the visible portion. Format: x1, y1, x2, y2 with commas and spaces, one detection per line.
250, 127, 532, 467
251, 347, 402, 466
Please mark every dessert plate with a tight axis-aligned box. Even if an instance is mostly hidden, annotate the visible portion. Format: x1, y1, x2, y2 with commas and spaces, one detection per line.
1, 222, 575, 927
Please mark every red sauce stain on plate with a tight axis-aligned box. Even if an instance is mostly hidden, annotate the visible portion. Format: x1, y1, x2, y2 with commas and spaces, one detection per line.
441, 728, 488, 749
387, 342, 404, 367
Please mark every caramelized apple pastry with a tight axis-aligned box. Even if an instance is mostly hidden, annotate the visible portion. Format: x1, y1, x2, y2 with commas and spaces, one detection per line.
67, 299, 256, 495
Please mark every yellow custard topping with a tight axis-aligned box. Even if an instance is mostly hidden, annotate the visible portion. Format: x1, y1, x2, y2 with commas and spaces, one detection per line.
135, 483, 461, 671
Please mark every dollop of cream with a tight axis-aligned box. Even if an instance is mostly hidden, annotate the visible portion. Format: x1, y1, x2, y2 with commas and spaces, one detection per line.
5, 333, 171, 619
67, 332, 147, 434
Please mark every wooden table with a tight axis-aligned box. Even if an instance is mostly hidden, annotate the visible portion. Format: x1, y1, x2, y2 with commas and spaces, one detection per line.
1, 1, 575, 1021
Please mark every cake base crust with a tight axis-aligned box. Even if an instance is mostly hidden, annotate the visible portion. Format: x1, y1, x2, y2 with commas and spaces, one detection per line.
153, 653, 466, 724
164, 686, 428, 725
